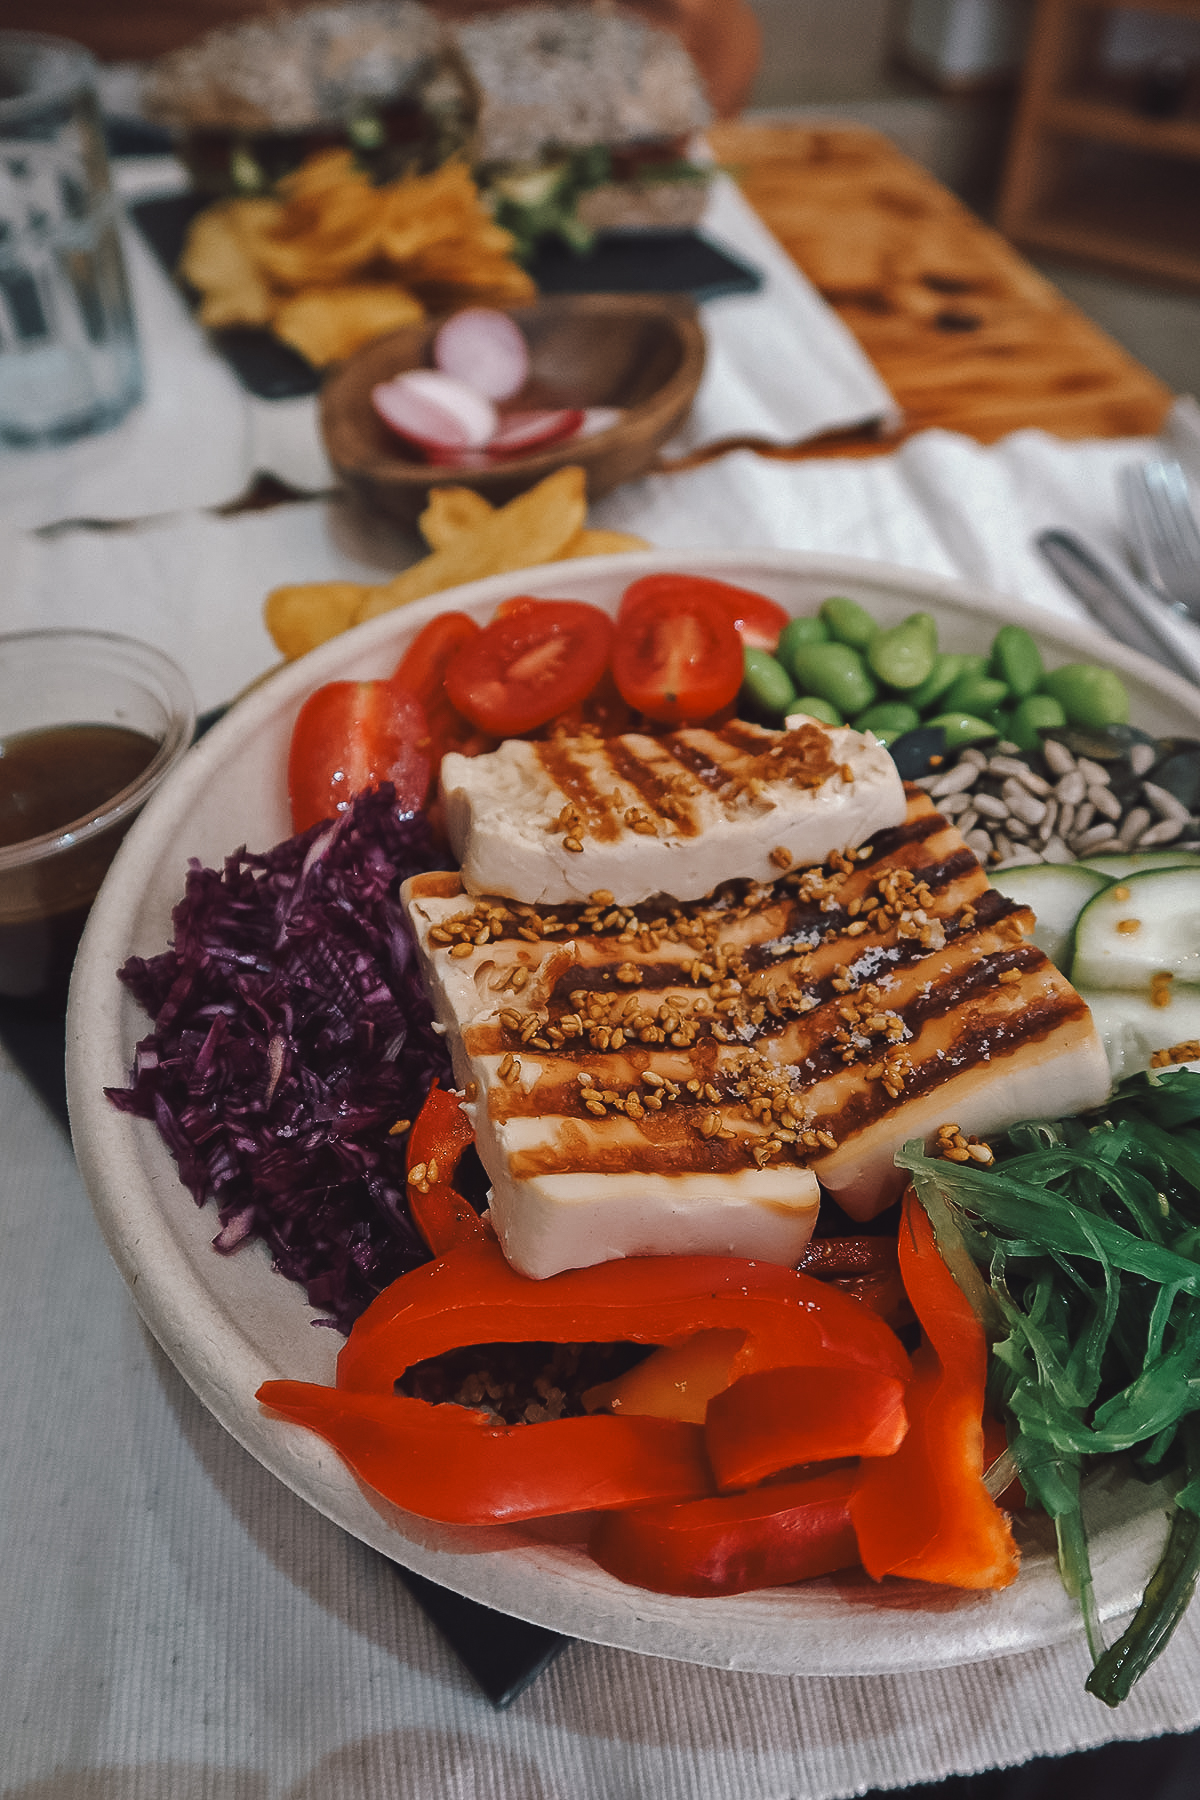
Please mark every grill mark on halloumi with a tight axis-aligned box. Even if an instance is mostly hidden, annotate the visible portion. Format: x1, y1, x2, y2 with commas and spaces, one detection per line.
403, 786, 1110, 1220
532, 738, 626, 839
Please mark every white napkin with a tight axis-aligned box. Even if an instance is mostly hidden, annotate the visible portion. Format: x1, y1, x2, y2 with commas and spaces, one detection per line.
0, 423, 1177, 715
665, 173, 902, 454
0, 162, 897, 532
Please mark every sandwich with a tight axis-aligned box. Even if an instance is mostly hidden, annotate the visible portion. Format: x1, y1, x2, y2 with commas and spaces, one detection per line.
448, 4, 716, 252
141, 2, 453, 193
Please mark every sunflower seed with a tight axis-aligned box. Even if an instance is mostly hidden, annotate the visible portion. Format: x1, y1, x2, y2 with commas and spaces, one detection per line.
1142, 781, 1191, 823
1043, 740, 1077, 777
927, 762, 980, 798
1139, 817, 1185, 846
1088, 785, 1122, 822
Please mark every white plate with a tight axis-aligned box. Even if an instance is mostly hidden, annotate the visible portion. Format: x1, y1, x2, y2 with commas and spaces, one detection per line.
66, 549, 1200, 1676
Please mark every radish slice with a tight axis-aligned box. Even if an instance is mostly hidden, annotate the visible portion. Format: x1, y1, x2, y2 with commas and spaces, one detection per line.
371, 369, 498, 454
486, 408, 586, 457
577, 406, 622, 438
433, 308, 530, 402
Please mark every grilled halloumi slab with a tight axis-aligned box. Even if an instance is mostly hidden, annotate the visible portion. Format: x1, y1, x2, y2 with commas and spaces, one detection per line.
402, 789, 1111, 1278
441, 717, 905, 907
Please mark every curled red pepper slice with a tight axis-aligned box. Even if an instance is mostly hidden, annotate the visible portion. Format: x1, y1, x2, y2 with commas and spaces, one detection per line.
849, 1188, 1018, 1590
405, 1082, 486, 1254
258, 1382, 713, 1524
706, 1364, 908, 1491
589, 1466, 860, 1598
258, 1234, 910, 1529
335, 1236, 912, 1397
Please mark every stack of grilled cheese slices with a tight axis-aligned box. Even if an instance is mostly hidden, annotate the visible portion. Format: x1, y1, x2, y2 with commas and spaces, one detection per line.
404, 722, 1111, 1279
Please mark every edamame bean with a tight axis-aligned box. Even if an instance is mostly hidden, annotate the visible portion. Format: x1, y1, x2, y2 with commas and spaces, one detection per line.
924, 711, 999, 749
853, 701, 921, 745
867, 612, 937, 691
820, 596, 877, 650
990, 625, 1044, 700
955, 653, 990, 682
788, 642, 877, 717
906, 652, 965, 713
1039, 663, 1130, 729
942, 673, 1009, 717
777, 616, 829, 666
1008, 693, 1066, 754
741, 647, 796, 721
789, 695, 844, 727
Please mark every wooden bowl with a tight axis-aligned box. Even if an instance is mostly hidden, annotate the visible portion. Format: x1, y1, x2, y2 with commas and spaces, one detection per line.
318, 293, 705, 526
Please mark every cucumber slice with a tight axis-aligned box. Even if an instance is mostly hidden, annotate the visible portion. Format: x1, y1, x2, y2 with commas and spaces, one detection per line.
1070, 868, 1200, 991
988, 863, 1110, 972
1079, 986, 1200, 1083
1078, 849, 1200, 879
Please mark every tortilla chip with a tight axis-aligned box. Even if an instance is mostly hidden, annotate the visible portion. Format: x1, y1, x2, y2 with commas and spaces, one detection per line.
561, 528, 652, 557
180, 202, 277, 327
356, 465, 588, 621
272, 284, 425, 366
263, 580, 368, 660
418, 485, 496, 550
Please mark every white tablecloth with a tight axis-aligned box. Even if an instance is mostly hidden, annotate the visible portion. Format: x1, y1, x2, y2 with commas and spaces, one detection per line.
5, 149, 1200, 1800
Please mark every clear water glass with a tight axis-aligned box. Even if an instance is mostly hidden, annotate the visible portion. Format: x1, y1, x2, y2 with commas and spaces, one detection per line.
0, 32, 143, 447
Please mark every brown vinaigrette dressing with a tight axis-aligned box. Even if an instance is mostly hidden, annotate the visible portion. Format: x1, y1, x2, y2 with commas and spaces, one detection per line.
0, 723, 160, 1004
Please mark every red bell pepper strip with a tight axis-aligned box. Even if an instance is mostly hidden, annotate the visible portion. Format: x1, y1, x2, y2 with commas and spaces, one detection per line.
258, 1233, 910, 1528
588, 1466, 860, 1598
334, 1235, 912, 1397
849, 1188, 1019, 1590
405, 1082, 486, 1254
258, 1381, 713, 1524
706, 1365, 908, 1491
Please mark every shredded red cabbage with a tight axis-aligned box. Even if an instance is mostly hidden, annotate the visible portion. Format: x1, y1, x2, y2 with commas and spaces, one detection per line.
107, 784, 454, 1331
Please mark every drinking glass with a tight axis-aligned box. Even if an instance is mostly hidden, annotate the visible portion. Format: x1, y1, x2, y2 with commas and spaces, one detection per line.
0, 31, 143, 446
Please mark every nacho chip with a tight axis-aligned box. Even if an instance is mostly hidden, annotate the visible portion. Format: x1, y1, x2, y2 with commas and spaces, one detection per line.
355, 465, 588, 622
418, 485, 496, 550
263, 580, 368, 661
272, 284, 425, 366
180, 201, 278, 327
378, 161, 510, 263
561, 527, 652, 557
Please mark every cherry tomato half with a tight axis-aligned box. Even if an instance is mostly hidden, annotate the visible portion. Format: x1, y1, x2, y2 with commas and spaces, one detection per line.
390, 611, 494, 775
444, 599, 613, 736
617, 573, 789, 652
612, 576, 743, 725
288, 678, 431, 834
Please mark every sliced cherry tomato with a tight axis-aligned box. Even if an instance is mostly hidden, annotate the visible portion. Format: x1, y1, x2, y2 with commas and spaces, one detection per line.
444, 598, 613, 736
617, 573, 790, 651
392, 611, 479, 702
288, 678, 431, 834
612, 576, 743, 725
390, 611, 494, 775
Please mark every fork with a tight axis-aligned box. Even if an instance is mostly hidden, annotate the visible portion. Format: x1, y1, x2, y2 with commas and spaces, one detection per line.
1121, 456, 1200, 623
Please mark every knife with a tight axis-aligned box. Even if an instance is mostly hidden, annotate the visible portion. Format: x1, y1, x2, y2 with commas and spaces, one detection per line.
1036, 528, 1200, 688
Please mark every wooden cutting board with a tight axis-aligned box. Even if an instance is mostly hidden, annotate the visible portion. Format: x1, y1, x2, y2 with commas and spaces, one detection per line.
701, 121, 1172, 459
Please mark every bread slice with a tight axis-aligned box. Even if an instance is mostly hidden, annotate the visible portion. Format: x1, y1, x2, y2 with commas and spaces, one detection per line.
450, 5, 711, 167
